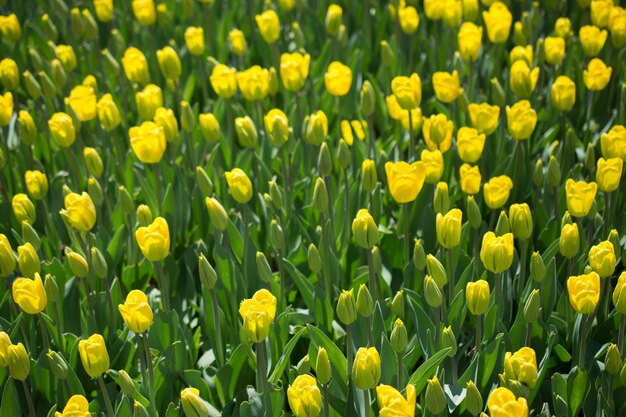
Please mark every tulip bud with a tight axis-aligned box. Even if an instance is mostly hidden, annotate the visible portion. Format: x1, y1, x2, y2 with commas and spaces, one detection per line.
81, 9, 98, 40
584, 143, 596, 172
380, 41, 394, 67
424, 275, 443, 307
523, 289, 541, 323
180, 388, 210, 417
18, 243, 40, 277
87, 178, 103, 206
44, 274, 58, 301
83, 147, 103, 178
352, 347, 381, 390
390, 318, 408, 353
425, 376, 446, 415
495, 210, 511, 236
113, 187, 131, 217
360, 80, 376, 117
21, 222, 40, 251
119, 369, 135, 397
133, 205, 152, 229
313, 177, 329, 213
17, 111, 37, 145
256, 252, 273, 284
42, 14, 58, 42
316, 347, 332, 384
361, 159, 377, 193
308, 244, 321, 274
46, 350, 68, 380
199, 113, 220, 143
465, 380, 483, 416
292, 23, 305, 49
490, 77, 506, 108
196, 167, 213, 197
8, 343, 30, 381
336, 289, 357, 325
530, 252, 545, 282
371, 246, 381, 273
427, 254, 447, 288
205, 197, 228, 232
560, 223, 579, 259
547, 156, 561, 187
606, 344, 621, 375
268, 67, 279, 96
561, 211, 572, 229
318, 142, 333, 176
51, 59, 67, 88
197, 253, 218, 289
337, 139, 351, 170
413, 239, 426, 270
356, 284, 373, 317
325, 4, 343, 37
70, 8, 84, 38
101, 49, 120, 76
433, 182, 449, 215
296, 354, 311, 375
180, 101, 194, 132
23, 71, 41, 99
234, 116, 257, 148
39, 71, 56, 98
134, 402, 149, 417
269, 219, 285, 251
620, 362, 626, 387
467, 196, 482, 229
532, 159, 543, 187
608, 229, 621, 259
91, 247, 107, 279
66, 249, 89, 278
269, 181, 284, 211
391, 290, 405, 318
441, 326, 457, 356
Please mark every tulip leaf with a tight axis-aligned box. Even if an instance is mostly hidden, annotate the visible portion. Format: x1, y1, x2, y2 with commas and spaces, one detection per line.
307, 324, 348, 386
567, 366, 589, 417
407, 347, 451, 395
269, 326, 306, 384
1, 378, 22, 417
215, 344, 250, 407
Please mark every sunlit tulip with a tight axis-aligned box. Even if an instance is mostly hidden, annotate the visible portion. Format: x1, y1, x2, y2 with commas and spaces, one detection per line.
287, 375, 322, 417
458, 22, 483, 61
78, 333, 109, 378
119, 289, 154, 333
466, 280, 490, 315
483, 176, 513, 209
480, 232, 514, 273
459, 164, 481, 195
567, 272, 601, 314
506, 100, 537, 140
504, 347, 538, 388
239, 289, 277, 342
565, 179, 597, 217
583, 58, 612, 91
129, 121, 167, 163
122, 47, 150, 85
237, 66, 270, 101
432, 71, 463, 103
63, 192, 97, 232
487, 388, 528, 417
12, 273, 46, 314
135, 217, 170, 262
324, 61, 352, 96
423, 114, 454, 152
225, 168, 253, 204
280, 52, 310, 92
483, 2, 512, 43
384, 161, 426, 203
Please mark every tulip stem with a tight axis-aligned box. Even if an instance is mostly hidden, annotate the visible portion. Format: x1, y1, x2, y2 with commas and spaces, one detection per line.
525, 322, 532, 347
137, 336, 150, 402
475, 315, 482, 355
517, 239, 528, 295
151, 162, 162, 215
402, 203, 411, 270
211, 288, 225, 367
367, 249, 378, 302
97, 376, 115, 417
320, 212, 333, 299
22, 380, 36, 417
408, 110, 415, 161
37, 314, 50, 353
140, 333, 155, 407
256, 341, 268, 394
346, 324, 353, 381
494, 272, 502, 321
155, 261, 171, 312
618, 314, 625, 353
396, 351, 404, 388
362, 388, 371, 417
447, 249, 455, 307
323, 383, 330, 417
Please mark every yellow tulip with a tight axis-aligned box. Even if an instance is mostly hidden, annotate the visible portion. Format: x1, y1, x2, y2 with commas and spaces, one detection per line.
229, 29, 247, 56
567, 272, 601, 314
436, 208, 463, 249
287, 375, 322, 417
555, 17, 571, 38
199, 113, 220, 143
462, 0, 479, 21
12, 193, 36, 225
78, 333, 110, 378
256, 10, 280, 43
119, 289, 154, 333
456, 127, 486, 163
504, 347, 538, 388
225, 168, 253, 204
424, 0, 445, 20
234, 116, 258, 148
423, 114, 454, 152
399, 6, 420, 34
153, 107, 178, 143
468, 102, 499, 135
506, 100, 537, 140
601, 125, 626, 160
135, 217, 170, 262
18, 243, 40, 278
509, 203, 533, 240
443, 0, 463, 28
612, 271, 626, 314
239, 289, 277, 342
384, 161, 426, 204
210, 64, 237, 98
55, 45, 77, 72
510, 45, 533, 66
340, 119, 367, 145
0, 234, 15, 277
352, 347, 381, 390
66, 85, 96, 122
304, 110, 328, 145
185, 26, 205, 56
156, 46, 181, 80
610, 7, 626, 47
7, 343, 29, 381
591, 0, 613, 27
458, 22, 483, 61
420, 149, 444, 184
551, 76, 576, 111
544, 36, 566, 65
459, 164, 481, 195
483, 2, 512, 43
135, 84, 163, 120
596, 157, 623, 192
580, 25, 608, 56
466, 280, 490, 315
48, 112, 76, 148
584, 58, 612, 91
63, 192, 97, 232
386, 95, 423, 131
94, 0, 114, 22
132, 0, 156, 26
280, 52, 310, 92
483, 175, 513, 209
589, 241, 616, 278
264, 109, 289, 147
24, 170, 48, 200
487, 388, 528, 417
0, 91, 12, 126
12, 273, 46, 314
129, 121, 167, 163
560, 223, 580, 258
0, 13, 22, 43
324, 61, 352, 97
54, 395, 91, 417
352, 209, 378, 249
480, 232, 514, 273
237, 66, 270, 101
325, 4, 343, 36
376, 384, 416, 417
432, 71, 463, 103
96, 93, 121, 131
565, 179, 597, 217
509, 60, 540, 99
391, 74, 422, 110
122, 47, 150, 85
180, 387, 209, 417
0, 58, 19, 90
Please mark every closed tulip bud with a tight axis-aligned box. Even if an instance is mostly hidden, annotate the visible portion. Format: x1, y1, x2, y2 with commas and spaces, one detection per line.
70, 8, 84, 38
135, 84, 163, 121
481, 232, 514, 273
12, 194, 35, 225
118, 369, 135, 397
66, 249, 89, 278
153, 107, 178, 143
133, 401, 149, 417
336, 289, 357, 325
49, 60, 67, 90
81, 9, 98, 40
316, 347, 331, 384
99, 50, 120, 78
425, 376, 446, 414
391, 290, 405, 317
544, 36, 565, 65
545, 156, 561, 187
442, 326, 457, 356
380, 40, 394, 67
199, 253, 218, 289
205, 197, 228, 231
313, 178, 329, 213
466, 280, 490, 315
465, 380, 483, 416
180, 388, 210, 417
270, 219, 285, 251
18, 243, 40, 278
559, 223, 579, 258
179, 101, 194, 132
22, 71, 41, 99
532, 159, 543, 186
413, 239, 426, 270
255, 252, 273, 284
604, 344, 621, 375
119, 187, 134, 215
458, 22, 482, 62
256, 10, 280, 44
44, 350, 68, 381
467, 196, 482, 229
509, 203, 532, 240
489, 77, 506, 108
424, 275, 443, 307
509, 60, 539, 100
135, 217, 170, 262
233, 116, 258, 148
16, 110, 36, 146
433, 182, 450, 215
523, 289, 541, 323
23, 170, 46, 202
226, 28, 246, 56
41, 14, 58, 41
78, 333, 109, 377
296, 355, 311, 375
8, 343, 30, 381
337, 139, 351, 169
608, 229, 620, 258
352, 209, 378, 249
0, 58, 19, 90
195, 166, 213, 197
308, 244, 321, 274
360, 81, 376, 117
352, 347, 381, 390
356, 284, 373, 317
530, 252, 545, 283
325, 4, 342, 36
90, 247, 107, 279
82, 147, 103, 178
589, 241, 616, 278
567, 272, 601, 314
132, 0, 156, 25
551, 76, 576, 111
390, 318, 408, 353
268, 67, 279, 96
122, 47, 150, 85
427, 254, 447, 288
360, 159, 378, 193
225, 168, 253, 204
436, 208, 462, 249
196, 113, 220, 143
44, 274, 58, 301
612, 272, 626, 314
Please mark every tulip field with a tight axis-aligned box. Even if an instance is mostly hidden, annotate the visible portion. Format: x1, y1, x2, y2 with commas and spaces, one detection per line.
2, 0, 626, 416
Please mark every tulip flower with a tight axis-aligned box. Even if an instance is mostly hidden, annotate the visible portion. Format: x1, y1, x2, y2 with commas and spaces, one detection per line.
504, 347, 538, 388
466, 280, 490, 315
510, 60, 540, 99
565, 179, 597, 217
391, 74, 422, 110
325, 4, 342, 36
510, 45, 533, 66
555, 17, 571, 38
132, 0, 156, 26
458, 22, 483, 61
352, 347, 381, 390
544, 36, 566, 65
399, 5, 420, 33
551, 76, 576, 111
55, 45, 77, 72
225, 168, 253, 204
239, 289, 277, 343
424, 0, 445, 20
66, 85, 96, 122
596, 157, 623, 192
487, 387, 528, 417
483, 175, 513, 209
135, 217, 170, 262
119, 290, 154, 333
0, 59, 18, 91
436, 208, 463, 249
420, 149, 444, 183
483, 2, 512, 43
181, 388, 210, 417
0, 92, 12, 126
153, 107, 179, 143
468, 102, 500, 135
0, 234, 15, 278
588, 241, 616, 278
583, 58, 612, 91
62, 192, 97, 232
264, 109, 289, 147
122, 47, 150, 85
280, 52, 310, 92
456, 127, 486, 163
54, 395, 91, 417
612, 272, 626, 314
459, 164, 482, 195
560, 223, 580, 258
135, 84, 163, 120
256, 9, 280, 43
567, 272, 601, 314
509, 203, 533, 240
209, 64, 238, 98
324, 61, 352, 97
287, 375, 322, 417
480, 232, 514, 273
156, 46, 181, 81
432, 71, 463, 103
129, 121, 167, 163
17, 110, 37, 145
423, 114, 454, 152
12, 273, 46, 314
384, 161, 426, 204
199, 113, 220, 143
0, 14, 21, 43
336, 289, 356, 325
18, 243, 40, 278
185, 26, 205, 56
506, 100, 537, 140
96, 94, 121, 131
352, 209, 378, 249
229, 29, 247, 56
237, 66, 270, 101
78, 333, 109, 378
601, 125, 626, 160
7, 343, 29, 381
376, 384, 416, 417
48, 112, 76, 148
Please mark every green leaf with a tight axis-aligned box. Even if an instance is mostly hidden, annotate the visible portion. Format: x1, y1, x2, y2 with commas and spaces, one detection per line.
307, 324, 348, 386
215, 344, 250, 407
567, 366, 589, 417
1, 378, 22, 417
407, 347, 452, 395
269, 327, 306, 384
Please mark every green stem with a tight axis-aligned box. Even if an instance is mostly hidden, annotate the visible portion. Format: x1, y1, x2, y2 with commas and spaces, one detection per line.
256, 341, 268, 393
141, 333, 155, 406
98, 376, 115, 417
22, 380, 36, 417
137, 336, 150, 402
367, 249, 378, 301
323, 383, 330, 417
321, 212, 332, 299
37, 314, 50, 353
346, 324, 353, 381
475, 315, 482, 355
363, 388, 371, 417
211, 288, 225, 367
618, 314, 625, 353
447, 248, 455, 307
408, 110, 414, 161
396, 351, 404, 389
151, 162, 162, 215
402, 203, 410, 269
578, 314, 590, 368
155, 261, 171, 312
